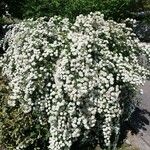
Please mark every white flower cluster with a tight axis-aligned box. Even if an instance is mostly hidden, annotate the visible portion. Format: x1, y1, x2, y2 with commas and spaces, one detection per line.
1, 12, 150, 149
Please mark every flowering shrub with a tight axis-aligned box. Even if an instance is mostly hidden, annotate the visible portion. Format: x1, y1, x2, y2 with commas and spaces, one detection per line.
0, 12, 150, 150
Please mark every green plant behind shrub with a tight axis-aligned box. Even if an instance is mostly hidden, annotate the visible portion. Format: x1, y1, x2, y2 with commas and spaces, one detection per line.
4, 0, 132, 21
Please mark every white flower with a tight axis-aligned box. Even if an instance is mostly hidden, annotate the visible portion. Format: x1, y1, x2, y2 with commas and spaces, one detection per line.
140, 89, 144, 95
8, 100, 16, 107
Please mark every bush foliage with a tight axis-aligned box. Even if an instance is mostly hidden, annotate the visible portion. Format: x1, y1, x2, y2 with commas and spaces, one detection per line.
3, 0, 132, 21
0, 12, 150, 150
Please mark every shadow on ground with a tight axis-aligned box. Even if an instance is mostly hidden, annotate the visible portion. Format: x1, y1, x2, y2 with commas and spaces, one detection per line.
119, 107, 150, 146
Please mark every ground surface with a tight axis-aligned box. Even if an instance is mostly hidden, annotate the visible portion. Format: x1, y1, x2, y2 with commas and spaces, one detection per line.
128, 80, 150, 150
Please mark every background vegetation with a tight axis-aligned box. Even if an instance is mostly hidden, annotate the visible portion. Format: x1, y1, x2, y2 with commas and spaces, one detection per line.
1, 0, 132, 21
0, 0, 150, 25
